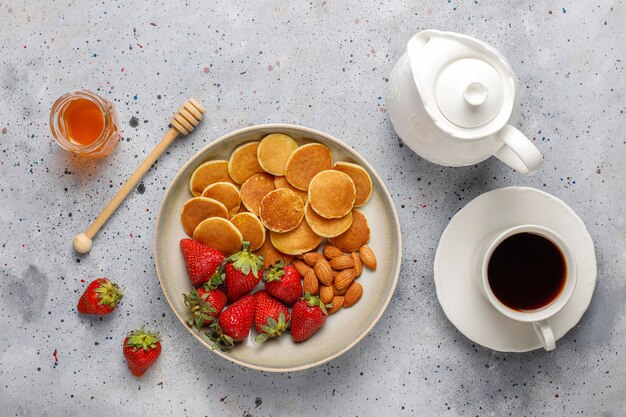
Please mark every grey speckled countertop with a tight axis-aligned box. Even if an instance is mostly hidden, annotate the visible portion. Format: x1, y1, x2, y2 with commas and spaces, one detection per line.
1, 1, 624, 416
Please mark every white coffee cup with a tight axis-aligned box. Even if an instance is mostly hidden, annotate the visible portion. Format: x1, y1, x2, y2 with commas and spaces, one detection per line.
480, 225, 577, 351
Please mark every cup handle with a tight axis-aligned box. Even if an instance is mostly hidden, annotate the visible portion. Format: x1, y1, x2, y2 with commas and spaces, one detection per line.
494, 124, 543, 175
532, 320, 556, 351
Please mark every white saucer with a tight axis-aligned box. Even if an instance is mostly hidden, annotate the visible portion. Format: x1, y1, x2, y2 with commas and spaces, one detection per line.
434, 187, 597, 352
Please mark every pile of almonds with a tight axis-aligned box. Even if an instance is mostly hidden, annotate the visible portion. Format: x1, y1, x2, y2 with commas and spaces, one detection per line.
293, 244, 377, 315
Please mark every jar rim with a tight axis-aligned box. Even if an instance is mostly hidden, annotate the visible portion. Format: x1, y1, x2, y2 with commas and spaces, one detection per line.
50, 89, 114, 154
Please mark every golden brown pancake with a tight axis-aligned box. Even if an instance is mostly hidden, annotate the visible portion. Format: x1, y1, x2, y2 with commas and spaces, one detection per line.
328, 209, 370, 252
270, 220, 323, 255
259, 188, 305, 232
284, 143, 333, 191
274, 176, 308, 204
228, 142, 265, 184
333, 162, 372, 207
257, 133, 298, 176
230, 212, 266, 251
308, 170, 356, 219
240, 173, 276, 215
189, 160, 235, 196
201, 182, 241, 217
180, 197, 228, 236
254, 231, 294, 268
304, 201, 353, 238
192, 217, 243, 256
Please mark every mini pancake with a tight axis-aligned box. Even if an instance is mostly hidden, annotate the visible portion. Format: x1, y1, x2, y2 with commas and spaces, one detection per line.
254, 232, 294, 268
180, 197, 228, 236
259, 188, 304, 232
274, 176, 308, 204
193, 217, 243, 256
328, 209, 371, 252
189, 160, 235, 196
230, 212, 266, 251
308, 170, 356, 219
304, 201, 353, 238
201, 182, 241, 217
240, 173, 276, 215
228, 142, 265, 184
270, 220, 323, 256
257, 133, 298, 176
333, 162, 372, 207
284, 143, 333, 191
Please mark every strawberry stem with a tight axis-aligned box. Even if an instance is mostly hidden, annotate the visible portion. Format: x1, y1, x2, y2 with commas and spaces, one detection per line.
206, 323, 235, 351
264, 261, 285, 283
125, 327, 159, 351
183, 289, 218, 330
94, 279, 124, 308
226, 241, 264, 277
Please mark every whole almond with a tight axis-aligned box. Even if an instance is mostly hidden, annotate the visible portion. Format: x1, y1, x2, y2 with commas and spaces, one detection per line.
323, 245, 344, 260
314, 259, 333, 286
351, 252, 363, 277
334, 268, 355, 290
333, 284, 348, 296
359, 245, 377, 270
303, 270, 319, 295
319, 285, 334, 304
329, 255, 354, 270
293, 260, 312, 277
343, 282, 363, 307
303, 252, 325, 266
327, 296, 344, 314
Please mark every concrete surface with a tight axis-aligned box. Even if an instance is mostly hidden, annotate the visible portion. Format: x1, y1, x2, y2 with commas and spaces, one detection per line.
1, 0, 624, 416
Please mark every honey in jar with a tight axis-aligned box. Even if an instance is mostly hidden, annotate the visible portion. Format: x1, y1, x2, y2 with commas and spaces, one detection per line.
50, 90, 120, 158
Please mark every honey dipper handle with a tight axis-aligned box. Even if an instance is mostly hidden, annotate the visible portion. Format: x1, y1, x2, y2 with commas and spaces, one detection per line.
82, 127, 179, 247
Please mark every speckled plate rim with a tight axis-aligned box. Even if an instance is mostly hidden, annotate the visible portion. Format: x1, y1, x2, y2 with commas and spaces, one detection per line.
154, 123, 402, 372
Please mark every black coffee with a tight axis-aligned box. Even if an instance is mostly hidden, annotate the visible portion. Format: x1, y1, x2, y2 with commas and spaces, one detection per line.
487, 232, 566, 311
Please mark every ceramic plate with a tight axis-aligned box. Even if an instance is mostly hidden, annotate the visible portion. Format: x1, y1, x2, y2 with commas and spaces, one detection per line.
155, 124, 402, 371
434, 187, 596, 352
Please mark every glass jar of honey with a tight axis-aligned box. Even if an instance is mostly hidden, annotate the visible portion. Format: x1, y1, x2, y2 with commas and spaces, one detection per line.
50, 90, 120, 158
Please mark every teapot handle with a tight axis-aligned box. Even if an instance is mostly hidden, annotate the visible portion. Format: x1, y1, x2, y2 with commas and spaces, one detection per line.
494, 125, 543, 175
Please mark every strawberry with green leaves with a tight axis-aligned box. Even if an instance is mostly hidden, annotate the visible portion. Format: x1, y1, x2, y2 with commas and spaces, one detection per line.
77, 278, 124, 315
263, 261, 303, 305
253, 290, 290, 343
290, 292, 331, 343
123, 327, 162, 377
224, 242, 264, 302
180, 238, 225, 288
183, 274, 228, 330
207, 294, 255, 351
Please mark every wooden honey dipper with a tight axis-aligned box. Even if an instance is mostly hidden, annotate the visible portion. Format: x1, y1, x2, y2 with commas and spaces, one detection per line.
73, 98, 206, 253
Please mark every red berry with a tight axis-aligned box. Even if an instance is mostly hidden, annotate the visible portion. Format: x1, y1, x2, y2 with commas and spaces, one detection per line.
77, 278, 124, 315
123, 327, 161, 377
264, 262, 303, 305
180, 238, 224, 287
224, 242, 264, 302
290, 293, 329, 343
253, 290, 290, 343
208, 294, 255, 351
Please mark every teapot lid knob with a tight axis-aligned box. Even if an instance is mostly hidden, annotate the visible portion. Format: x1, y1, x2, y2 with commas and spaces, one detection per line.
435, 58, 505, 129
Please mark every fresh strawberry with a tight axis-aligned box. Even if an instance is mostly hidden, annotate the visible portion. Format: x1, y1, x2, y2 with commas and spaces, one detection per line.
263, 261, 303, 305
123, 327, 162, 377
180, 238, 225, 287
290, 292, 330, 343
253, 290, 290, 343
183, 283, 228, 330
207, 294, 255, 351
77, 278, 124, 315
224, 242, 264, 302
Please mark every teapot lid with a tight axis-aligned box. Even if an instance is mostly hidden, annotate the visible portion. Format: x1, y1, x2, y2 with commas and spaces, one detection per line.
407, 30, 517, 139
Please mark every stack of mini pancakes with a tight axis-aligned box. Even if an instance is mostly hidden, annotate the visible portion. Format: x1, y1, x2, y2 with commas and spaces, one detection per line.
181, 133, 373, 266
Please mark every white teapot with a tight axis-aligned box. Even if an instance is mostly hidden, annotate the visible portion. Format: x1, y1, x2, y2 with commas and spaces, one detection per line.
386, 30, 543, 174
